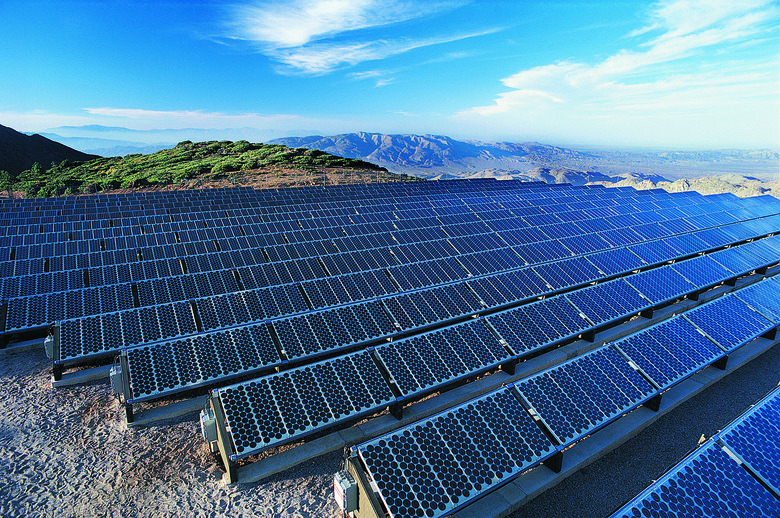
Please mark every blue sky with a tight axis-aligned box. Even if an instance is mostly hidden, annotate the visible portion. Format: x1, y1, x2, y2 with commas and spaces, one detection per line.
0, 0, 778, 149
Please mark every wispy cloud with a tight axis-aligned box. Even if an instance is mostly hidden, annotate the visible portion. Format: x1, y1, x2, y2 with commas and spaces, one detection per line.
457, 0, 780, 148
223, 0, 495, 74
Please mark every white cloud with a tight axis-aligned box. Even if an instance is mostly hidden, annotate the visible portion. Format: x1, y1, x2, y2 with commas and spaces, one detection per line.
457, 0, 780, 148
229, 0, 453, 48
224, 0, 492, 74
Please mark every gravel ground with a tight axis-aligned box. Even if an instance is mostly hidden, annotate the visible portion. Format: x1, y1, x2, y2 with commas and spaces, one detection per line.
1, 341, 777, 518
0, 348, 341, 518
511, 341, 780, 518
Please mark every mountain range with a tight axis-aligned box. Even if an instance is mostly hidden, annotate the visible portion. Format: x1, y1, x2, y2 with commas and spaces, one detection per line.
272, 132, 779, 182
0, 124, 98, 175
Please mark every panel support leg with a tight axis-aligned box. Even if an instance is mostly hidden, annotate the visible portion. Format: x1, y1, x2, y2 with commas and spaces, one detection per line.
686, 291, 700, 301
712, 356, 728, 371
125, 403, 134, 424
543, 451, 563, 474
52, 363, 63, 382
389, 402, 403, 421
761, 328, 777, 341
501, 358, 518, 376
639, 308, 654, 319
581, 330, 596, 343
643, 394, 663, 412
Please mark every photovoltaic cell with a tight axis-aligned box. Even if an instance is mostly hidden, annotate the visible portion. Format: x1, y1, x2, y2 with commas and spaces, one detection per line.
585, 248, 645, 275
376, 320, 508, 397
669, 255, 734, 287
565, 279, 648, 326
627, 240, 678, 265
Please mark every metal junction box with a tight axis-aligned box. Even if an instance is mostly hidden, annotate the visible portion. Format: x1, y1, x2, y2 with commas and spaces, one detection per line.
334, 469, 358, 514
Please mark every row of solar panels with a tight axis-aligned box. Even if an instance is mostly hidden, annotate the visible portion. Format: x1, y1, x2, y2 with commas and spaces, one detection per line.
0, 182, 568, 239
1, 189, 750, 292
345, 276, 780, 518
0, 217, 752, 333
42, 214, 780, 370
0, 179, 549, 222
115, 235, 780, 431
5, 194, 777, 328
113, 237, 778, 409
610, 385, 780, 517
0, 189, 671, 275
0, 180, 641, 235
0, 184, 701, 265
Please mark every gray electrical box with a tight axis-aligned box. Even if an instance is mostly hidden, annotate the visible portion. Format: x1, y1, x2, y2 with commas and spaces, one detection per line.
334, 469, 358, 513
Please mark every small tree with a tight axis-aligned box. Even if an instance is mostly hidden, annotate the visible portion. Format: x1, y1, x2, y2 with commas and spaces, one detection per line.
0, 170, 13, 197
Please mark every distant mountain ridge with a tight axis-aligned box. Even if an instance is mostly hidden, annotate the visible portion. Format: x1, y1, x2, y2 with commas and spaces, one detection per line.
271, 132, 595, 178
0, 124, 98, 175
272, 132, 779, 182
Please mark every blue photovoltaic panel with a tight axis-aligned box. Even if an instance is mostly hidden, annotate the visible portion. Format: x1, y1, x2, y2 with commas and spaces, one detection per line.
609, 440, 780, 518
127, 323, 281, 401
684, 294, 775, 352
515, 346, 655, 445
585, 248, 645, 275
218, 350, 394, 460
734, 277, 780, 323
624, 265, 695, 303
612, 316, 722, 389
710, 245, 764, 275
356, 386, 556, 518
718, 388, 780, 495
532, 256, 602, 290
627, 240, 678, 265
565, 279, 648, 326
669, 255, 734, 288
662, 233, 710, 256
375, 320, 508, 397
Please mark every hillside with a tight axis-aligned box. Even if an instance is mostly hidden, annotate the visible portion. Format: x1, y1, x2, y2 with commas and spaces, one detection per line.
0, 124, 98, 175
589, 174, 780, 199
462, 167, 616, 186
272, 132, 780, 182
8, 139, 407, 198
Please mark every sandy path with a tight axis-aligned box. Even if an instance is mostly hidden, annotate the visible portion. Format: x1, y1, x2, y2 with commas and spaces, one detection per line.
0, 350, 340, 518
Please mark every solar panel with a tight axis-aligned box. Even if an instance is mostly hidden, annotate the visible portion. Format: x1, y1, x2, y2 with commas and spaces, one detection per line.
669, 255, 735, 287
734, 277, 780, 323
611, 317, 723, 390
515, 346, 655, 445
584, 247, 645, 275
627, 240, 678, 265
684, 294, 775, 352
355, 386, 557, 518
217, 349, 394, 459
565, 279, 649, 326
609, 440, 780, 518
717, 388, 780, 495
531, 256, 603, 289
624, 265, 695, 304
375, 319, 508, 397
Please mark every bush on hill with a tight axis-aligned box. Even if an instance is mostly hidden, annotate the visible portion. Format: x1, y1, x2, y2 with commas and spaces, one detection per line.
9, 140, 394, 197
